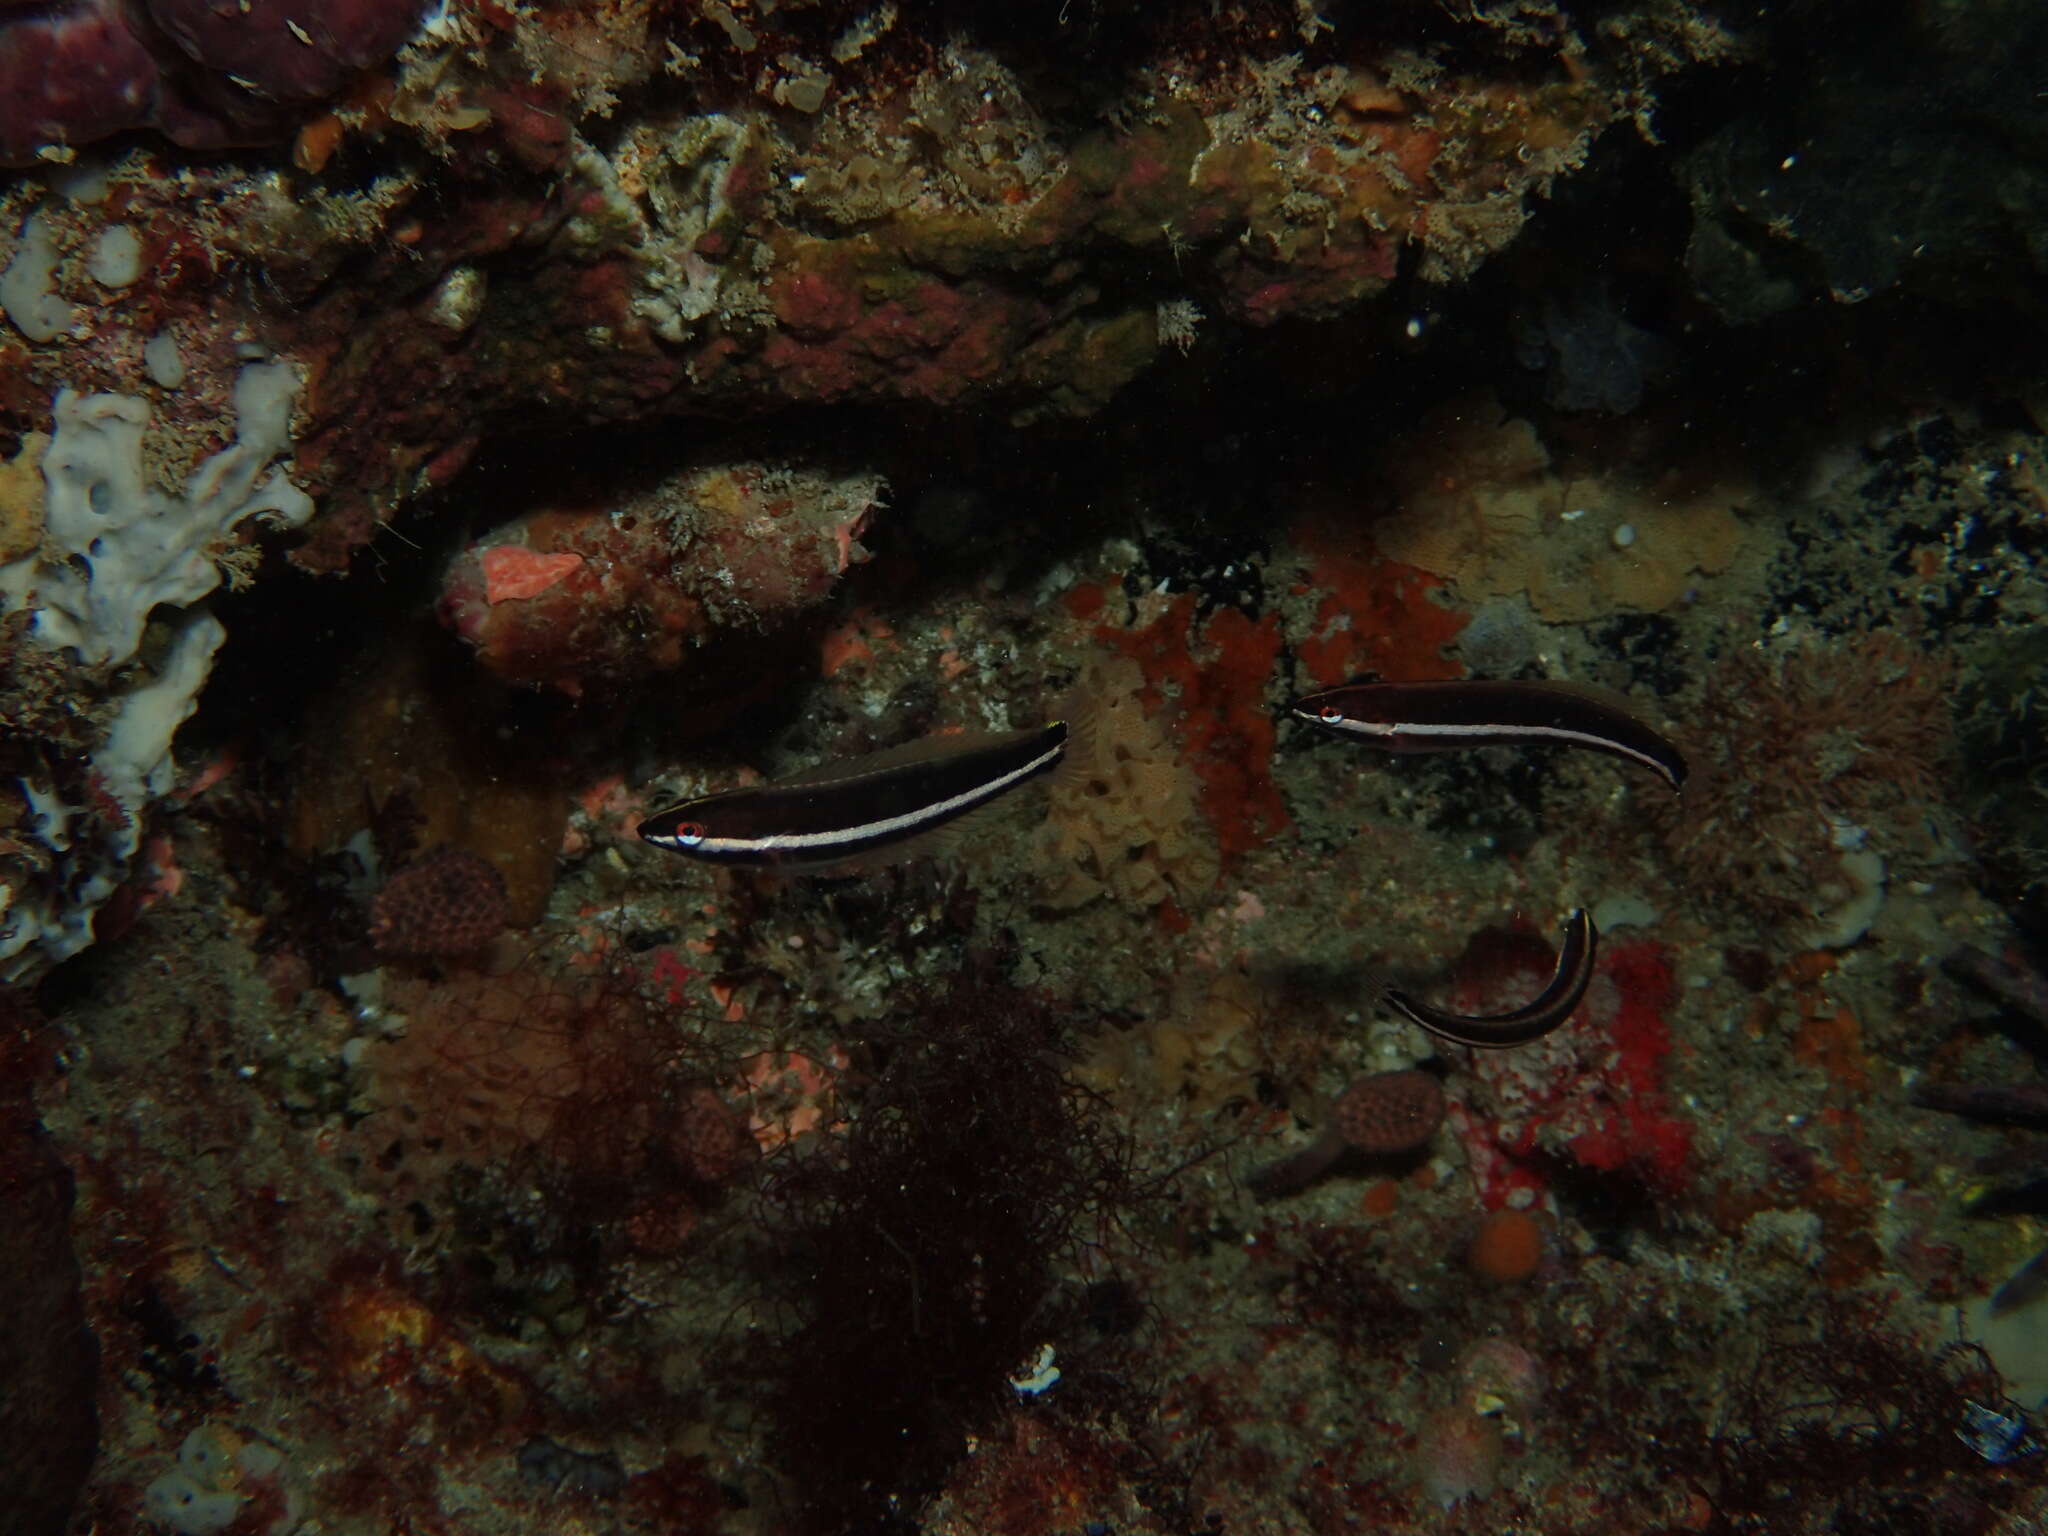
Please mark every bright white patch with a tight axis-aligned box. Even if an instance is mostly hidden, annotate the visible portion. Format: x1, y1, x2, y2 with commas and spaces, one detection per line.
1009, 1343, 1060, 1396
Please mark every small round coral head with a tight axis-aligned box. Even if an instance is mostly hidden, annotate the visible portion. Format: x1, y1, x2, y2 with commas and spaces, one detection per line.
1468, 1208, 1546, 1285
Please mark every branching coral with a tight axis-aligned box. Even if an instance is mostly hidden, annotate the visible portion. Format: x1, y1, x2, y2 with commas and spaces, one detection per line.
1652, 634, 1954, 936
1691, 1296, 2019, 1532
352, 944, 738, 1301
747, 969, 1150, 1535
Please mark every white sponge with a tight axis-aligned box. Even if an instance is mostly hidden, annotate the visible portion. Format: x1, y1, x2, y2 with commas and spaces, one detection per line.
0, 362, 316, 978
24, 361, 314, 667
142, 1427, 268, 1535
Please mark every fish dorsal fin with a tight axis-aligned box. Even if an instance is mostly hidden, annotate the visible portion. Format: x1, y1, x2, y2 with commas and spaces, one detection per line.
1495, 676, 1663, 722
772, 725, 1057, 790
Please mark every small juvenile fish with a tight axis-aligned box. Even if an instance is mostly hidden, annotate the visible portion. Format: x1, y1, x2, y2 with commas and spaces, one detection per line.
1291, 679, 1687, 791
1384, 909, 1598, 1049
639, 721, 1068, 868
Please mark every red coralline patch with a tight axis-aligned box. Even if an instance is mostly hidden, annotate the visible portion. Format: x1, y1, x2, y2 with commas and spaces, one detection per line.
1562, 940, 1692, 1192
619, 1456, 727, 1530
359, 953, 735, 1298
478, 82, 575, 172
621, 1194, 700, 1258
310, 1269, 527, 1446
1062, 581, 1108, 622
1097, 594, 1289, 866
1370, 121, 1442, 189
1225, 226, 1402, 326
1334, 1069, 1446, 1155
771, 262, 865, 337
936, 1411, 1131, 1536
0, 0, 159, 166
1449, 932, 1693, 1205
1288, 514, 1467, 686
0, 0, 424, 164
148, 0, 426, 102
440, 463, 879, 694
368, 846, 510, 959
480, 546, 583, 604
757, 277, 1028, 406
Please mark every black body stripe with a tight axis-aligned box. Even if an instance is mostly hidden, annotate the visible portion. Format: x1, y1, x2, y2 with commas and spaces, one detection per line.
639, 723, 1067, 866
1384, 909, 1598, 1049
1292, 680, 1686, 790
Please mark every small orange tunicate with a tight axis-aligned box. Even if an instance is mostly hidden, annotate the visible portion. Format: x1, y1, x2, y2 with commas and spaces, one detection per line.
1359, 1178, 1400, 1218
1467, 1208, 1544, 1284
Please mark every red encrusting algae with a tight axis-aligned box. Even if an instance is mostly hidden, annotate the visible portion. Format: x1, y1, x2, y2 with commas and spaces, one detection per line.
1559, 939, 1693, 1196
1095, 593, 1289, 867
1289, 514, 1468, 687
1452, 934, 1695, 1207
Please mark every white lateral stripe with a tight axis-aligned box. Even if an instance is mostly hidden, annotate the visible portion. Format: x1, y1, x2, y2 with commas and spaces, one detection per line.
1324, 717, 1672, 779
699, 740, 1064, 856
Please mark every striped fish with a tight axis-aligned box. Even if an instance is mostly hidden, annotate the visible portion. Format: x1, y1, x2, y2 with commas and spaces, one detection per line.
639, 721, 1069, 869
1384, 909, 1598, 1049
1291, 679, 1687, 790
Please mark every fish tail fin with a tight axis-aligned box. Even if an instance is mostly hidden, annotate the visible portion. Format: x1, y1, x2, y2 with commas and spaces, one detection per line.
1048, 672, 1130, 796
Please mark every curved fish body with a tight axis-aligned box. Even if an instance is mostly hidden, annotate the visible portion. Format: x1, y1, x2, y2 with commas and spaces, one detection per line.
1291, 679, 1687, 791
1385, 908, 1598, 1049
639, 721, 1069, 869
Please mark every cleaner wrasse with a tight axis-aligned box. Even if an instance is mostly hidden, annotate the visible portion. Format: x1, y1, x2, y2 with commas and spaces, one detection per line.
639, 721, 1069, 869
1384, 908, 1598, 1050
1291, 679, 1687, 791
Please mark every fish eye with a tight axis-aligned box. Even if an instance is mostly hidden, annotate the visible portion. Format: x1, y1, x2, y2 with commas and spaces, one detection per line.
1317, 705, 1345, 724
676, 821, 706, 846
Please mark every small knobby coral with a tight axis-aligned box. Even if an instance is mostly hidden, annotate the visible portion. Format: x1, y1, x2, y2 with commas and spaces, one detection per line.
1335, 1069, 1447, 1154
748, 970, 1148, 1535
368, 845, 509, 958
1251, 1069, 1446, 1199
1695, 1296, 2021, 1530
1652, 634, 1953, 926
